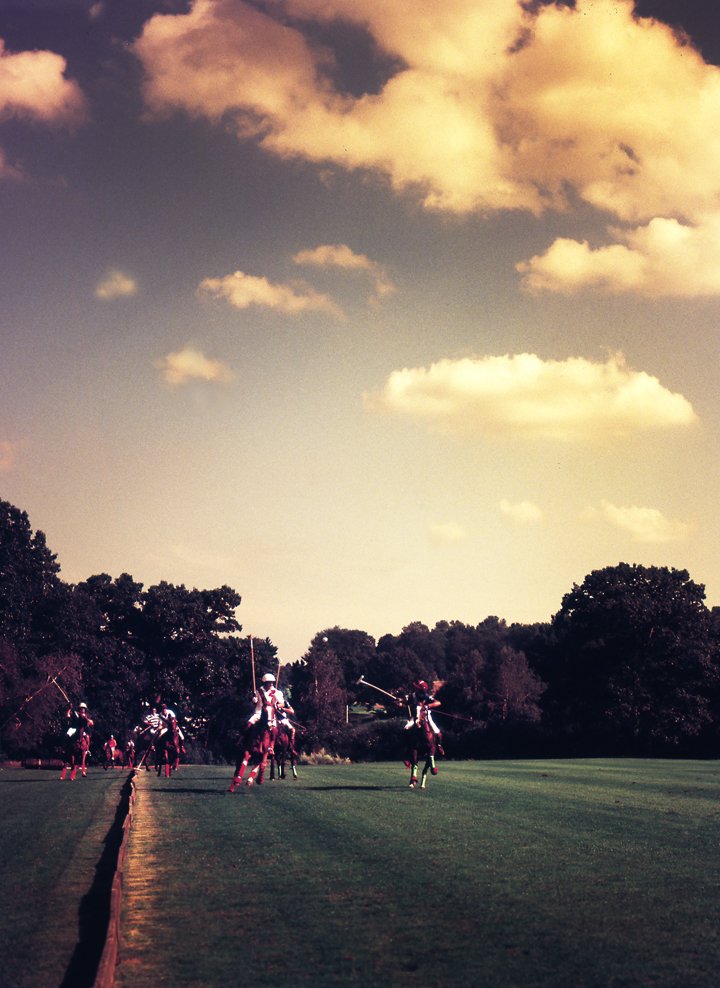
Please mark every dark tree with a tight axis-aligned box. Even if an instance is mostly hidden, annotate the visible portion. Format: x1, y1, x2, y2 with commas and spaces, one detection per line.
544, 563, 720, 754
0, 500, 62, 648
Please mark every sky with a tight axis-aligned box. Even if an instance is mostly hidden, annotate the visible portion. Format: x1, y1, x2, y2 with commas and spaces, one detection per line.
2, 0, 720, 663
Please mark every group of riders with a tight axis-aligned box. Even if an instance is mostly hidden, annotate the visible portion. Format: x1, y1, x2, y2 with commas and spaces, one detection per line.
58, 674, 446, 789
59, 699, 186, 780
228, 674, 445, 791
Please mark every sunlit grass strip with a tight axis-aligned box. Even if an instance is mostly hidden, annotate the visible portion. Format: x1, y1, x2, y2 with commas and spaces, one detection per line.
0, 767, 128, 988
117, 761, 720, 987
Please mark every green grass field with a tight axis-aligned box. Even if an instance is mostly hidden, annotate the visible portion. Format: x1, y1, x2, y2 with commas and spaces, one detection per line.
0, 765, 127, 988
115, 760, 720, 987
1, 761, 718, 987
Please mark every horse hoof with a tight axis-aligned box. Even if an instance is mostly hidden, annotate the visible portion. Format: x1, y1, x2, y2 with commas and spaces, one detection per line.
409, 779, 418, 788
431, 767, 438, 775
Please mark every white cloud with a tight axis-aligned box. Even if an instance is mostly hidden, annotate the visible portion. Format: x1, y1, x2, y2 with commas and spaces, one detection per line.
429, 521, 467, 545
293, 243, 396, 304
582, 500, 693, 544
0, 39, 86, 124
95, 268, 138, 300
365, 352, 697, 442
132, 0, 720, 295
500, 499, 543, 525
198, 269, 344, 318
155, 345, 235, 386
518, 214, 720, 297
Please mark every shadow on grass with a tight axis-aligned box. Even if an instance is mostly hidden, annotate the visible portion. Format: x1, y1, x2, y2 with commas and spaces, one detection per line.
149, 784, 403, 795
59, 775, 133, 988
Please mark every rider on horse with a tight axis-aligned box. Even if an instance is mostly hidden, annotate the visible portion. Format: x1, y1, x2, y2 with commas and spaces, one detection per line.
232, 673, 295, 788
405, 680, 444, 753
247, 673, 294, 732
397, 680, 445, 788
60, 702, 94, 780
158, 702, 185, 742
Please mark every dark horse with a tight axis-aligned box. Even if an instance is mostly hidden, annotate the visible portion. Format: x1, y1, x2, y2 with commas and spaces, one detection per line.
103, 740, 123, 770
404, 708, 439, 789
228, 720, 275, 790
132, 725, 157, 771
60, 727, 91, 780
155, 718, 183, 778
270, 722, 298, 780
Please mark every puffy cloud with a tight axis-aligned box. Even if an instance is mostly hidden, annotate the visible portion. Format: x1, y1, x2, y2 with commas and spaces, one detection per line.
95, 268, 138, 300
198, 269, 344, 318
293, 243, 396, 303
132, 1, 720, 292
500, 499, 543, 525
428, 521, 467, 545
582, 500, 693, 543
155, 345, 235, 386
365, 352, 697, 441
0, 39, 86, 124
518, 214, 720, 296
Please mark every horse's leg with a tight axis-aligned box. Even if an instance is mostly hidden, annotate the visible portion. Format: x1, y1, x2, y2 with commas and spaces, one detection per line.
257, 745, 270, 785
69, 754, 77, 781
81, 750, 88, 776
409, 753, 419, 788
229, 745, 253, 790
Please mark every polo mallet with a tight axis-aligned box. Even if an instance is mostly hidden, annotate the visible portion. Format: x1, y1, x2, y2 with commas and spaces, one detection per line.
356, 675, 402, 704
250, 634, 257, 694
50, 674, 71, 705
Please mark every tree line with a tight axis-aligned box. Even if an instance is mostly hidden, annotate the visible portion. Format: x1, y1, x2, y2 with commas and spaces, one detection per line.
1, 497, 720, 761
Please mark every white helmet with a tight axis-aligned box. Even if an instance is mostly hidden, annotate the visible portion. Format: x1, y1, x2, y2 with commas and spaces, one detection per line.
261, 673, 276, 683
79, 702, 88, 709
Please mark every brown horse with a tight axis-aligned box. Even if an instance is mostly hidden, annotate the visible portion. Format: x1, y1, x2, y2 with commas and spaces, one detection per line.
228, 721, 275, 790
404, 708, 439, 789
132, 725, 157, 771
155, 718, 183, 778
102, 739, 123, 770
60, 728, 91, 780
270, 722, 298, 780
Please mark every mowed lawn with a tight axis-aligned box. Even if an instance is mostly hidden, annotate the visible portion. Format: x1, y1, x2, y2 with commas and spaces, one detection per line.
117, 760, 720, 988
0, 765, 128, 988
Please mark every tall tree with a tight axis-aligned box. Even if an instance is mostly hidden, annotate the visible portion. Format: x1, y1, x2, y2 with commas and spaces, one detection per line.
0, 500, 62, 648
545, 563, 720, 753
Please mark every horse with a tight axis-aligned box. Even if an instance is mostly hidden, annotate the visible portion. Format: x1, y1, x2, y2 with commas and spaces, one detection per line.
404, 707, 440, 789
155, 717, 183, 778
124, 741, 136, 769
60, 727, 91, 780
132, 725, 157, 771
228, 719, 275, 790
270, 722, 298, 780
102, 740, 123, 770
